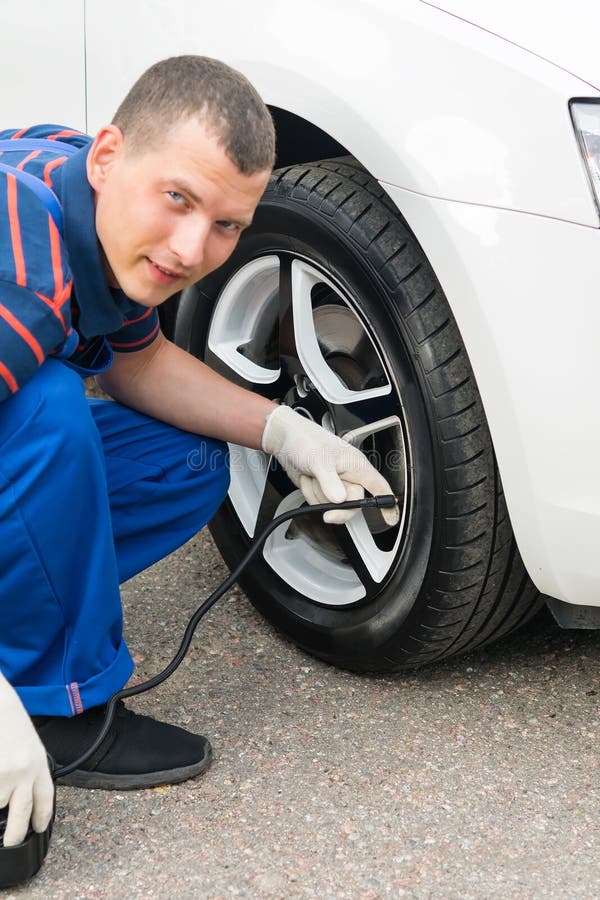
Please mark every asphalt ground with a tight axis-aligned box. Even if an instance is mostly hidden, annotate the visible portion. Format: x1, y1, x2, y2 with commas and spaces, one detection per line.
8, 528, 600, 900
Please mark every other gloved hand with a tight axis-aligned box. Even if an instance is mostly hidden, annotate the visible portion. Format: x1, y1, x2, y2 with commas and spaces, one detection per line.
262, 404, 399, 525
0, 672, 54, 847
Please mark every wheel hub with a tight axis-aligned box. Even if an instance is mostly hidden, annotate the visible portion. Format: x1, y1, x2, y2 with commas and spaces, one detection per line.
286, 381, 331, 430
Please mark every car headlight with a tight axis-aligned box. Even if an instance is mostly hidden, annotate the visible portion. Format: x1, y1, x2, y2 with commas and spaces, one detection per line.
571, 99, 600, 216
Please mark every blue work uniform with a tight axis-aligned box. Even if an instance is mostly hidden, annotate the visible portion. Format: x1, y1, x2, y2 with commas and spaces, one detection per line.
0, 126, 230, 716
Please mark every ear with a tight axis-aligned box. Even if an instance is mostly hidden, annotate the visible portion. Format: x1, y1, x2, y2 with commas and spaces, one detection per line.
86, 125, 124, 192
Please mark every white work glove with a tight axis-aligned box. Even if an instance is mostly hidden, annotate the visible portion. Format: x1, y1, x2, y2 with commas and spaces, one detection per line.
0, 672, 54, 847
262, 404, 399, 525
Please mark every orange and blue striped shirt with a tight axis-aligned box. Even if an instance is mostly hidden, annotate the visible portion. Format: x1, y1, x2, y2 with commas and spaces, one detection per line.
0, 124, 160, 401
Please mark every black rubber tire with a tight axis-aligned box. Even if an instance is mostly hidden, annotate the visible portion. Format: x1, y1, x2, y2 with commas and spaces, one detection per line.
177, 157, 543, 671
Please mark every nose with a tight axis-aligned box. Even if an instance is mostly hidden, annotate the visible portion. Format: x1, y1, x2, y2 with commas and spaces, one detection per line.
170, 217, 211, 270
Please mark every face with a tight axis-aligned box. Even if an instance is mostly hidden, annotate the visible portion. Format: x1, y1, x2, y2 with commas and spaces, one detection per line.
87, 118, 271, 306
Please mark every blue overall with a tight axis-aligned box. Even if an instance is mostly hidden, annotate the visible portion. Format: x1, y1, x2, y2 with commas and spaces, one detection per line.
0, 360, 229, 717
0, 129, 230, 716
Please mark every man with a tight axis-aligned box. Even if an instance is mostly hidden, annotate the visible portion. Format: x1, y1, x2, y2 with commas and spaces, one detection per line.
0, 56, 397, 847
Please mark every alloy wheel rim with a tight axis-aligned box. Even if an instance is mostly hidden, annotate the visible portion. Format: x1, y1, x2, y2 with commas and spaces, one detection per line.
202, 252, 412, 607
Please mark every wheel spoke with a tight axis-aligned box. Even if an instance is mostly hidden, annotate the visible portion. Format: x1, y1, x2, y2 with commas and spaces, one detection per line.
290, 260, 391, 405
262, 492, 367, 605
330, 525, 379, 594
344, 514, 399, 583
226, 445, 270, 537
326, 414, 408, 587
343, 415, 408, 527
342, 414, 404, 447
227, 451, 298, 539
207, 255, 282, 387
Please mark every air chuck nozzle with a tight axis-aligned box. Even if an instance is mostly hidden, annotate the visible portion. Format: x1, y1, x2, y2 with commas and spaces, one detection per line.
372, 494, 398, 509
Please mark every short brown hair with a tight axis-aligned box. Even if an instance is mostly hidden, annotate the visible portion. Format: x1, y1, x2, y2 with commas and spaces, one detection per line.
112, 55, 275, 174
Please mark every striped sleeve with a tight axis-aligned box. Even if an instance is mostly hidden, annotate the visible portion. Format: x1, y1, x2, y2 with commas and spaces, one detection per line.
0, 173, 73, 401
106, 304, 161, 353
0, 281, 74, 401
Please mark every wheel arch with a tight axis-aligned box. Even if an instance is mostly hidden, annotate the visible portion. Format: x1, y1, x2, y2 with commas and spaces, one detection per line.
268, 107, 348, 169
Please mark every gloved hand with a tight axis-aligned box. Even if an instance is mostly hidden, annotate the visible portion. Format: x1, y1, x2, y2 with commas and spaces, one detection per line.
0, 672, 54, 847
262, 404, 399, 525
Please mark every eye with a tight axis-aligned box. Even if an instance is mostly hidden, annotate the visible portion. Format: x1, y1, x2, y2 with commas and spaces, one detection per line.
217, 220, 242, 233
167, 190, 186, 205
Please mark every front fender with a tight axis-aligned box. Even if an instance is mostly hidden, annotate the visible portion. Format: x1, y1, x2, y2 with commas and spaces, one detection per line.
384, 181, 600, 607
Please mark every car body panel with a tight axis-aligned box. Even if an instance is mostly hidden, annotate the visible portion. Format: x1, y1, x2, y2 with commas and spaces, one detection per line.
0, 3, 85, 129
84, 0, 598, 225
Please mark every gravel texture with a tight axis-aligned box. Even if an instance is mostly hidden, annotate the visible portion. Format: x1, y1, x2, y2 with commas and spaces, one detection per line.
8, 529, 600, 899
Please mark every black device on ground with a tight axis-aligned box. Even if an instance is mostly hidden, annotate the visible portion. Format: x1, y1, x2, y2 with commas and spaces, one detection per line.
0, 795, 55, 888
0, 494, 397, 887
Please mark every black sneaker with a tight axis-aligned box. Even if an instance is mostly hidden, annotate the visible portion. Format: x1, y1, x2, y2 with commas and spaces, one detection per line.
32, 701, 212, 790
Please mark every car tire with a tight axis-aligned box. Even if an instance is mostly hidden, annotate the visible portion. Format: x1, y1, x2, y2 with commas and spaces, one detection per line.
175, 157, 543, 671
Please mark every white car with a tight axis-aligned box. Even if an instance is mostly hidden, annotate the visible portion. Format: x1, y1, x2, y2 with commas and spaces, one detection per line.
4, 0, 600, 670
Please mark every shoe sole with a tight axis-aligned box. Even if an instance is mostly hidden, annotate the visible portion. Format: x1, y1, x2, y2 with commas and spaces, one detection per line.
55, 743, 212, 790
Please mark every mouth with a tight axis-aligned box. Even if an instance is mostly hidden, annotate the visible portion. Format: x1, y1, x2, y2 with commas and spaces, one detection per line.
146, 257, 188, 287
